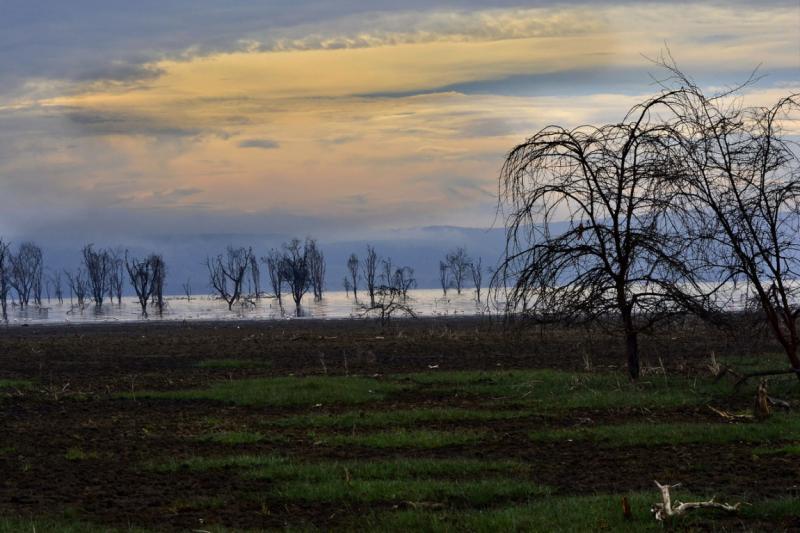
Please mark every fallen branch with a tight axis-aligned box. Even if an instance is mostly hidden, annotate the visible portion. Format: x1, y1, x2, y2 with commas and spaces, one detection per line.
707, 405, 752, 421
651, 481, 741, 521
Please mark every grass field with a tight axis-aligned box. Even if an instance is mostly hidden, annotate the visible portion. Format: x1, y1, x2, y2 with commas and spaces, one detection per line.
0, 320, 798, 531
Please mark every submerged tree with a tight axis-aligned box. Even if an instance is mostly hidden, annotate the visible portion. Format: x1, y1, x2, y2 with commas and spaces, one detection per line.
347, 253, 359, 300
206, 246, 253, 310
308, 239, 326, 301
363, 245, 379, 307
82, 244, 112, 307
108, 249, 125, 305
280, 238, 311, 317
494, 86, 707, 379
262, 248, 284, 308
0, 239, 10, 322
445, 247, 470, 295
125, 252, 161, 317
471, 257, 483, 303
65, 268, 89, 307
438, 261, 450, 297
9, 242, 43, 308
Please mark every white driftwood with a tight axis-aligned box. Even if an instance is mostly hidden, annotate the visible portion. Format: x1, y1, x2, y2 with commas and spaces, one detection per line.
651, 481, 741, 521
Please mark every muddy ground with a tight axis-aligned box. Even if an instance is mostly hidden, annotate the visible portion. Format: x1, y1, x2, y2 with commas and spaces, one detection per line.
0, 317, 798, 531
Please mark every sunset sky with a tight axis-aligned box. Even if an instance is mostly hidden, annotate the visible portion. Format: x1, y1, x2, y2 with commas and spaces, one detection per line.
0, 1, 798, 276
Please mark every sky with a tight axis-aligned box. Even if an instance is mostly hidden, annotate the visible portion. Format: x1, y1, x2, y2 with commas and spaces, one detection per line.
0, 1, 798, 285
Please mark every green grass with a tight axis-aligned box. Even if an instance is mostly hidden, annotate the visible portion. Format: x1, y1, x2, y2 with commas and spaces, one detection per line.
127, 376, 406, 406
398, 369, 734, 411
753, 443, 800, 456
197, 359, 270, 369
198, 431, 265, 445
148, 454, 545, 505
0, 379, 32, 389
530, 413, 800, 447
360, 492, 800, 532
273, 478, 548, 504
274, 407, 528, 429
318, 428, 484, 449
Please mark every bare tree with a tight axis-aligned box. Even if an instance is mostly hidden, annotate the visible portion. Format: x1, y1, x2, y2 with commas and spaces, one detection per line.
343, 276, 352, 297
51, 271, 64, 304
438, 261, 450, 296
125, 252, 156, 317
9, 242, 43, 307
0, 239, 10, 322
249, 253, 261, 299
65, 268, 89, 308
362, 263, 417, 325
494, 86, 707, 379
381, 257, 394, 285
471, 257, 483, 303
393, 265, 416, 299
108, 249, 125, 305
82, 244, 112, 307
280, 238, 311, 317
347, 253, 359, 300
150, 254, 166, 315
363, 245, 379, 306
262, 248, 284, 307
206, 246, 253, 310
182, 279, 192, 301
308, 239, 326, 301
446, 247, 470, 295
658, 63, 800, 377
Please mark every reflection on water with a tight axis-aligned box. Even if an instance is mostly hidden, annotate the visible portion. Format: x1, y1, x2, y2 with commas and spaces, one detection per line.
2, 289, 492, 325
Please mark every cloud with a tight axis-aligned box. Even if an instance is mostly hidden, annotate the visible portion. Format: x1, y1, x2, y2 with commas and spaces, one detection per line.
238, 138, 280, 149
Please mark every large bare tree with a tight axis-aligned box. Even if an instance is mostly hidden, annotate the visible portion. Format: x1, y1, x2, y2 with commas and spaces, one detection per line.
494, 88, 706, 379
65, 268, 89, 307
658, 64, 800, 377
206, 246, 253, 310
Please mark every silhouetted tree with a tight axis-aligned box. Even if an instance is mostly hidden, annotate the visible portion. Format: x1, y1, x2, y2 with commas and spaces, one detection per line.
393, 266, 416, 299
446, 247, 470, 295
51, 271, 63, 304
82, 244, 112, 307
494, 84, 707, 379
280, 238, 311, 316
248, 254, 261, 299
363, 245, 379, 306
182, 279, 192, 301
65, 268, 89, 307
108, 249, 124, 305
471, 257, 483, 303
125, 252, 162, 317
438, 261, 450, 296
9, 242, 43, 307
347, 253, 359, 300
262, 249, 284, 308
308, 239, 326, 301
658, 62, 800, 378
0, 239, 10, 322
150, 254, 166, 315
206, 246, 253, 310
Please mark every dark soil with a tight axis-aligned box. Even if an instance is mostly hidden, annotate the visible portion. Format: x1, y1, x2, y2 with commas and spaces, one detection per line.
0, 317, 797, 531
